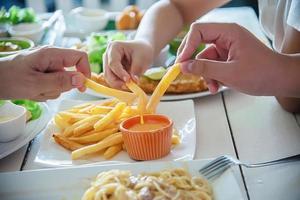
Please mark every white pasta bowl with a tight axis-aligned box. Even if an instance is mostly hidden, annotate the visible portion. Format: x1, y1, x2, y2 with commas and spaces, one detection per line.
0, 101, 26, 142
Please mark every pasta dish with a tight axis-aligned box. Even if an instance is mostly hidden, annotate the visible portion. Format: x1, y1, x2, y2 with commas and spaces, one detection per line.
82, 168, 213, 200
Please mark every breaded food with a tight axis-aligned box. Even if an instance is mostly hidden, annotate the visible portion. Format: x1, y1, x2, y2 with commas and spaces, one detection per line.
91, 73, 208, 94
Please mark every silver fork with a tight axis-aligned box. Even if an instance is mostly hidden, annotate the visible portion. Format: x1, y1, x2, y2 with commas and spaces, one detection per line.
199, 154, 300, 181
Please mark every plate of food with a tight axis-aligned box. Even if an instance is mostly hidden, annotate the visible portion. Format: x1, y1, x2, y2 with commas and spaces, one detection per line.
34, 98, 196, 167
0, 159, 245, 200
0, 100, 51, 159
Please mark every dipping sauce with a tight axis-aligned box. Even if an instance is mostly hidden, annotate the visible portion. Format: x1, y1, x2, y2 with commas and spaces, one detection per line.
0, 116, 13, 122
129, 121, 168, 132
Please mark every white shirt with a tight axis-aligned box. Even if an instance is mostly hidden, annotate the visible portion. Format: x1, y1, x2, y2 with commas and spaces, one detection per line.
259, 0, 300, 51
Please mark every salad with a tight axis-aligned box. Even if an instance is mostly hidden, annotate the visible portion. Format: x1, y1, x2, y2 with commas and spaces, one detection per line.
87, 32, 126, 74
0, 6, 37, 25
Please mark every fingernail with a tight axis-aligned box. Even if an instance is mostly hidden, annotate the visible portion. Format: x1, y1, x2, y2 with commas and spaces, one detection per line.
72, 74, 83, 87
187, 62, 193, 72
123, 76, 129, 82
181, 60, 193, 73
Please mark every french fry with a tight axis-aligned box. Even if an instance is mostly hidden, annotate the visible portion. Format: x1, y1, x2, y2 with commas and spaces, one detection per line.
71, 132, 123, 159
59, 112, 90, 124
53, 134, 84, 151
126, 80, 148, 124
172, 135, 181, 145
146, 63, 181, 113
94, 102, 126, 131
54, 114, 70, 130
63, 115, 101, 137
73, 121, 94, 137
103, 144, 123, 159
73, 102, 92, 109
78, 104, 95, 113
85, 79, 137, 104
89, 106, 113, 115
69, 127, 119, 144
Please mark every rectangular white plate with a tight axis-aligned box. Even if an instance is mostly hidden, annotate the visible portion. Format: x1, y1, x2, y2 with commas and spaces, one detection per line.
0, 159, 245, 200
34, 99, 196, 167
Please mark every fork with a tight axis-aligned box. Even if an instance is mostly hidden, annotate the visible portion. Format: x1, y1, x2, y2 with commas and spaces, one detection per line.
199, 154, 300, 180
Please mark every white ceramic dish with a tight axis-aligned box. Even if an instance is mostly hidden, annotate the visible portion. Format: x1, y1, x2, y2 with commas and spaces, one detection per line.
0, 103, 50, 159
34, 99, 196, 167
0, 159, 245, 200
9, 23, 45, 44
0, 101, 26, 142
69, 7, 108, 34
86, 86, 228, 101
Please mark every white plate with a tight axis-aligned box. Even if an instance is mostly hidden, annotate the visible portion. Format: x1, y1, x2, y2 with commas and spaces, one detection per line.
0, 159, 245, 200
85, 86, 228, 101
0, 103, 51, 159
34, 99, 196, 167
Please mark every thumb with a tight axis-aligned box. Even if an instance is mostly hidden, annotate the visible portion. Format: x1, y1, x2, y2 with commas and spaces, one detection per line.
180, 59, 234, 82
39, 71, 85, 93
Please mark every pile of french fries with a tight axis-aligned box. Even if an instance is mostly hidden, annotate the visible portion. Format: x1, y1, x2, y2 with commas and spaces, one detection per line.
53, 63, 182, 160
53, 98, 181, 160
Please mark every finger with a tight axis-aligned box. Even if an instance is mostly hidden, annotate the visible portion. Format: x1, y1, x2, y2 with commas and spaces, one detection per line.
180, 58, 235, 82
175, 35, 188, 63
205, 79, 220, 94
194, 49, 220, 93
36, 71, 85, 94
130, 55, 147, 77
177, 23, 238, 62
106, 42, 131, 82
37, 47, 91, 78
103, 52, 124, 89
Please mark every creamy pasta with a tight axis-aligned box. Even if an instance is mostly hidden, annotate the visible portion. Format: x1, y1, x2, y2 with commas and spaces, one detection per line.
82, 168, 213, 200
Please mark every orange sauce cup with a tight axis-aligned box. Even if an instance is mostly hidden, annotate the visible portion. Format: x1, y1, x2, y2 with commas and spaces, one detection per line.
120, 114, 173, 160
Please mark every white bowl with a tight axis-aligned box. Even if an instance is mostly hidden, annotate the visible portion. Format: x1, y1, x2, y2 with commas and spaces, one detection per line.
9, 22, 45, 44
69, 7, 108, 33
0, 101, 26, 142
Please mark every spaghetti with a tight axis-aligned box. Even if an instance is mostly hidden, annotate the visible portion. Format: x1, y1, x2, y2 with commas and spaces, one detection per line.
82, 168, 213, 200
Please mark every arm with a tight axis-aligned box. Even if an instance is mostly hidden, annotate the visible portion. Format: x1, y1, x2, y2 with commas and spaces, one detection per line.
276, 25, 300, 113
135, 0, 230, 56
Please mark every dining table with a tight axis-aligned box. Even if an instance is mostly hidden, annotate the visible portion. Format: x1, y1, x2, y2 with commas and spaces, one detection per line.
0, 6, 300, 200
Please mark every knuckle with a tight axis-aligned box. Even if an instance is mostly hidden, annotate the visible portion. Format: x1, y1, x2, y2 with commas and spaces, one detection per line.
56, 73, 67, 91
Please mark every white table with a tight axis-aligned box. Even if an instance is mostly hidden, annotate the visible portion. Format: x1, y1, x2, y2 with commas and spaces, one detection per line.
1, 7, 300, 200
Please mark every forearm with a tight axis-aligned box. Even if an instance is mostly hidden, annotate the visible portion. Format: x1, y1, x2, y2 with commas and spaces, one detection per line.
135, 0, 229, 57
135, 1, 184, 56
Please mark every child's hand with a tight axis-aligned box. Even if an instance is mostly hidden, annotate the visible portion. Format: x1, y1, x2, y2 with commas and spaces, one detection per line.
103, 40, 154, 89
177, 23, 287, 96
0, 47, 91, 101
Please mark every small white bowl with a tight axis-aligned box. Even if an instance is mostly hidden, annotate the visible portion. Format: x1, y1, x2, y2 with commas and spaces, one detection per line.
0, 101, 26, 142
9, 22, 45, 44
69, 7, 108, 33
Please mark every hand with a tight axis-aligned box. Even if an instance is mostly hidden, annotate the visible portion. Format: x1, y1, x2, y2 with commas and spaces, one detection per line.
176, 23, 287, 96
0, 46, 91, 101
103, 40, 154, 89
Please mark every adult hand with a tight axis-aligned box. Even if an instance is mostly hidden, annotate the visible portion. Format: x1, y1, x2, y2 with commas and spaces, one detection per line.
176, 23, 288, 96
0, 46, 91, 101
103, 40, 154, 89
